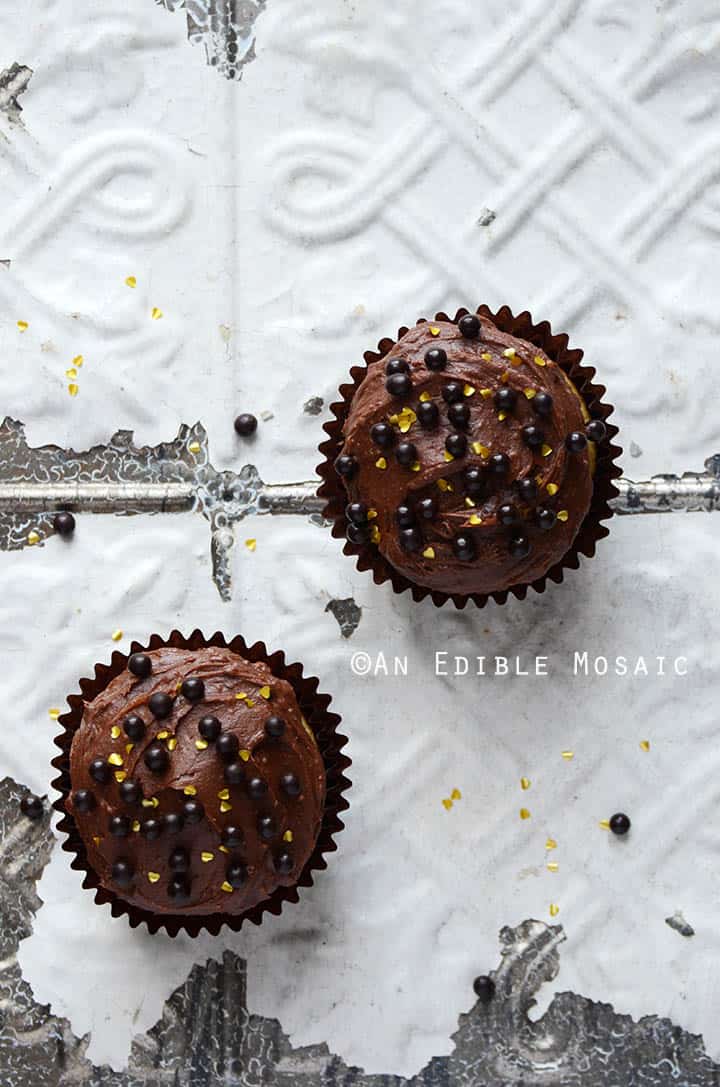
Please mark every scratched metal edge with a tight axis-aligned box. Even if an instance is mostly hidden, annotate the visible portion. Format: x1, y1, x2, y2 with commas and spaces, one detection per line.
2, 774, 719, 1086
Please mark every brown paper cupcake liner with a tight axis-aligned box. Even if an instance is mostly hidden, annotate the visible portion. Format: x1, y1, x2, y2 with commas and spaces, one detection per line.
51, 629, 351, 937
317, 304, 622, 609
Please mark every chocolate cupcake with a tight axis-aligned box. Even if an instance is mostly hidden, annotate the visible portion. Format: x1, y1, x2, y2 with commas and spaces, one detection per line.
318, 306, 621, 606
52, 632, 350, 934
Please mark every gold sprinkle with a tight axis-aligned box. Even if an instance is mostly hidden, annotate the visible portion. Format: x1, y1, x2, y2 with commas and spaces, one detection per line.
547, 862, 559, 872
217, 788, 230, 800
502, 347, 517, 360
17, 320, 28, 332
111, 725, 121, 739
463, 384, 475, 397
422, 546, 435, 559
451, 788, 462, 800
375, 456, 387, 469
188, 440, 201, 454
27, 530, 40, 546
151, 307, 163, 320
175, 680, 182, 692
500, 371, 510, 383
114, 770, 127, 783
218, 845, 229, 854
167, 738, 177, 751
545, 838, 557, 851
157, 730, 169, 740
395, 406, 416, 433
148, 872, 160, 883
599, 819, 611, 830
411, 461, 421, 472
220, 800, 232, 813
68, 383, 79, 397
520, 777, 531, 791
92, 835, 101, 846
443, 450, 454, 462
125, 743, 134, 754
125, 276, 137, 288
245, 538, 257, 552
183, 786, 197, 796
534, 354, 547, 367
546, 483, 559, 496
245, 699, 255, 707
201, 852, 214, 863
283, 830, 294, 843
48, 708, 60, 720
481, 352, 492, 362
497, 411, 507, 421
471, 442, 491, 457
195, 739, 208, 751
419, 391, 431, 402
561, 750, 574, 760
73, 355, 83, 367
442, 798, 453, 811
132, 820, 141, 832
429, 325, 440, 336
437, 478, 453, 492
221, 880, 234, 893
259, 685, 271, 700
480, 387, 493, 399
520, 808, 531, 820
108, 753, 123, 767
111, 629, 123, 642
370, 524, 380, 544
557, 509, 569, 522
523, 388, 536, 400
465, 497, 476, 508
549, 903, 560, 917
640, 739, 650, 751
469, 514, 482, 525
66, 367, 77, 379
235, 692, 248, 701
239, 749, 251, 762
142, 797, 159, 808
367, 508, 378, 520
541, 443, 553, 457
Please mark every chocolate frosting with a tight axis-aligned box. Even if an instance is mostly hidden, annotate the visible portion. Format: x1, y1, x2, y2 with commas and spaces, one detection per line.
338, 317, 594, 595
67, 647, 326, 916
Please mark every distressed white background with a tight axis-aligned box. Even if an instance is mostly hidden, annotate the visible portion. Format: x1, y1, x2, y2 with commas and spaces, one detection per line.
0, 0, 718, 1075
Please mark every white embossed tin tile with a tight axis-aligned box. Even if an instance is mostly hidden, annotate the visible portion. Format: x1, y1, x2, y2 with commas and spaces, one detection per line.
1, 1, 720, 1084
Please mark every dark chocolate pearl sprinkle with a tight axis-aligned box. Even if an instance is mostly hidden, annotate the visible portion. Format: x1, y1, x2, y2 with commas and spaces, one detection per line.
20, 794, 43, 820
418, 497, 437, 520
395, 504, 416, 528
163, 812, 185, 834
586, 419, 607, 442
518, 478, 539, 502
258, 815, 278, 840
536, 507, 557, 531
216, 733, 239, 763
123, 714, 146, 741
148, 692, 173, 719
89, 758, 111, 784
182, 677, 205, 702
169, 847, 190, 872
424, 347, 447, 371
144, 744, 169, 774
140, 817, 163, 840
386, 372, 412, 398
53, 511, 76, 537
128, 652, 152, 679
532, 391, 553, 417
247, 777, 268, 800
73, 789, 96, 813
346, 502, 368, 524
370, 422, 395, 448
509, 534, 531, 558
417, 400, 439, 428
385, 357, 410, 375
346, 522, 370, 545
109, 815, 131, 838
334, 454, 357, 478
222, 825, 244, 849
442, 382, 464, 404
119, 780, 142, 806
111, 859, 134, 887
522, 425, 545, 449
168, 875, 191, 902
463, 466, 485, 497
497, 503, 520, 526
453, 535, 476, 561
234, 413, 257, 437
396, 441, 418, 467
448, 402, 470, 429
488, 452, 510, 476
458, 314, 481, 339
225, 762, 246, 786
473, 975, 495, 1004
199, 715, 221, 742
610, 812, 631, 836
400, 527, 423, 553
281, 773, 301, 797
446, 432, 468, 458
494, 388, 517, 412
227, 862, 248, 888
566, 431, 587, 453
182, 799, 204, 824
265, 716, 286, 739
274, 851, 294, 875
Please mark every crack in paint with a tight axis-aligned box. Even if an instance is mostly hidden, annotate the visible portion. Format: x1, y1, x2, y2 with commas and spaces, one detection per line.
0, 63, 33, 124
325, 597, 362, 638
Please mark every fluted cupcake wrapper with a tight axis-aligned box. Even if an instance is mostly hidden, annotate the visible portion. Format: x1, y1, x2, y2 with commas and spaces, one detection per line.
51, 629, 351, 937
317, 305, 623, 609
